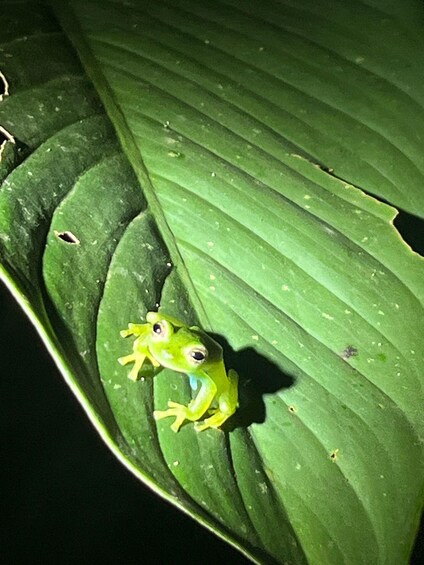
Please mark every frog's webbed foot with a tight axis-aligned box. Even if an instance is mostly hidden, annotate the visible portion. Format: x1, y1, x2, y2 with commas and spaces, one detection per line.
194, 409, 229, 432
154, 378, 218, 432
153, 373, 239, 433
118, 352, 147, 381
119, 322, 160, 381
153, 401, 189, 433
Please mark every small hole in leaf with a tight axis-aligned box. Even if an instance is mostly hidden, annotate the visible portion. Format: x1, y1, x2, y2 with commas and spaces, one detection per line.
0, 125, 15, 162
0, 71, 10, 102
54, 230, 80, 244
288, 405, 297, 414
330, 449, 339, 462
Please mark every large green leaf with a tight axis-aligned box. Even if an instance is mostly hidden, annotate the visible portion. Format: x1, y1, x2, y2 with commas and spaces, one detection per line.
1, 1, 423, 564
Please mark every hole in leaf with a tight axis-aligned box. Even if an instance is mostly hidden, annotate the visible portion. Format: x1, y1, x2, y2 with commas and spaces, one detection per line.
54, 230, 80, 245
330, 449, 339, 462
393, 210, 424, 257
0, 71, 9, 102
294, 154, 424, 257
0, 125, 15, 162
288, 405, 297, 414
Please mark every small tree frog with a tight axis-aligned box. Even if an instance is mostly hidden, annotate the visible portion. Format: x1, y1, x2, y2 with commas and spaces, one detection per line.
118, 312, 239, 432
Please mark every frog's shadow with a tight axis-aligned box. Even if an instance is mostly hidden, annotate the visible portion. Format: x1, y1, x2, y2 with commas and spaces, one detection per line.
210, 334, 295, 431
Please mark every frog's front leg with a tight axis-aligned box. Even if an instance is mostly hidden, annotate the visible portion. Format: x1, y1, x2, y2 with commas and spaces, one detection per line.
118, 322, 160, 381
154, 377, 217, 432
119, 323, 147, 339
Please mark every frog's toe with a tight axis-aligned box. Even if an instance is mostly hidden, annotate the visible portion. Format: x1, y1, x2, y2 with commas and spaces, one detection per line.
147, 354, 161, 368
170, 419, 185, 433
117, 354, 135, 366
128, 366, 141, 381
194, 410, 230, 432
120, 323, 147, 338
118, 353, 147, 382
167, 400, 184, 409
153, 403, 188, 432
194, 421, 213, 432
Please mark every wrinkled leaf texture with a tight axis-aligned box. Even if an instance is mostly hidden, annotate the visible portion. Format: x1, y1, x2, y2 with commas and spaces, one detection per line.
0, 1, 423, 564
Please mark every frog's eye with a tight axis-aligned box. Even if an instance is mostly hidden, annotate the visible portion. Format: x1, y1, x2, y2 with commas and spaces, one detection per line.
152, 321, 168, 340
186, 346, 208, 365
153, 322, 163, 334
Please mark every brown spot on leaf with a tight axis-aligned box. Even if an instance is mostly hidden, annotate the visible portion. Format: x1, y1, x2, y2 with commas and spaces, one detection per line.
341, 345, 358, 360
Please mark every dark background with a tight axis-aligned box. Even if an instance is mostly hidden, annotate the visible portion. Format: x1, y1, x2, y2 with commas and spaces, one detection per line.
1, 210, 423, 565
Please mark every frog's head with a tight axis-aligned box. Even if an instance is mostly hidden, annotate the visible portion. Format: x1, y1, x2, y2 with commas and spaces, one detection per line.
146, 311, 222, 374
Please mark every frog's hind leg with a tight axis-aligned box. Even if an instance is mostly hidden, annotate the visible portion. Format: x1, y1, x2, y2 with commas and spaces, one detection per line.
194, 369, 239, 432
154, 376, 218, 432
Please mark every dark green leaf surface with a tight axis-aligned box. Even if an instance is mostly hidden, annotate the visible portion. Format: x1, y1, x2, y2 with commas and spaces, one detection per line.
1, 1, 423, 564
